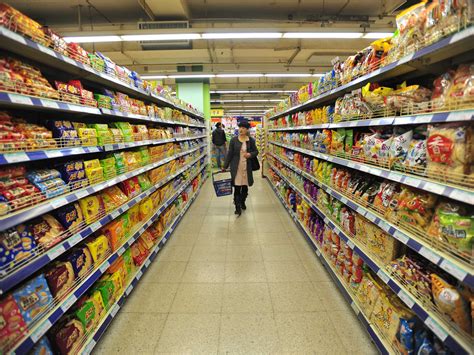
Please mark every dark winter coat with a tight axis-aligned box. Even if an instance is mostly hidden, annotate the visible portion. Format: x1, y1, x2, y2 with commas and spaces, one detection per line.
224, 136, 259, 186
212, 127, 227, 146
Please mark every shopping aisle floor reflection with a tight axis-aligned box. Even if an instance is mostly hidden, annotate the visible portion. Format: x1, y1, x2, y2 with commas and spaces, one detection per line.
94, 176, 378, 354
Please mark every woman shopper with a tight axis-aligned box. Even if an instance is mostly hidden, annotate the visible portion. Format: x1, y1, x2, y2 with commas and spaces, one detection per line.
223, 120, 259, 216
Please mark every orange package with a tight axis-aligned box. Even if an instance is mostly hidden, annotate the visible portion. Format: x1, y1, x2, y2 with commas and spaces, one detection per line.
101, 219, 125, 251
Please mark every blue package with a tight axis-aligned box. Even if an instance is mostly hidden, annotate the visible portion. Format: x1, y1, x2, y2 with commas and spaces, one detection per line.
26, 169, 61, 184
417, 337, 435, 355
34, 178, 67, 192
31, 336, 54, 355
398, 318, 415, 355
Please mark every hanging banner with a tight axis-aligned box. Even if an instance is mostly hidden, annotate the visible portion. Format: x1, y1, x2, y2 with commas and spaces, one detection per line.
211, 109, 224, 117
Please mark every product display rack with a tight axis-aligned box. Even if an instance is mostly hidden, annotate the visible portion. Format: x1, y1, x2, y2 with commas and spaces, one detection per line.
77, 175, 207, 354
0, 12, 210, 354
262, 21, 474, 355
267, 177, 391, 354
267, 160, 470, 354
9, 162, 207, 355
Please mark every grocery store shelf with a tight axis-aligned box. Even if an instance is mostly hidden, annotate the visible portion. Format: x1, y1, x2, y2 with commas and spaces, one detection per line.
268, 110, 474, 131
0, 92, 206, 127
0, 150, 207, 294
0, 26, 204, 120
0, 136, 206, 165
269, 152, 473, 287
269, 141, 474, 204
266, 178, 390, 355
268, 26, 474, 120
0, 144, 206, 231
79, 177, 207, 354
268, 164, 472, 354
10, 163, 207, 355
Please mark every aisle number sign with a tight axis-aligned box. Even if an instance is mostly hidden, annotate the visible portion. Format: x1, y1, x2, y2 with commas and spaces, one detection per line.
211, 109, 224, 117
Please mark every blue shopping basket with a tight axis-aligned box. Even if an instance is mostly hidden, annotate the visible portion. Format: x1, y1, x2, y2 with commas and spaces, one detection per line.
212, 171, 232, 197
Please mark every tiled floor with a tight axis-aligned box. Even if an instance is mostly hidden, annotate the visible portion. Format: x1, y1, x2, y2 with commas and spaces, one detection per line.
94, 176, 378, 355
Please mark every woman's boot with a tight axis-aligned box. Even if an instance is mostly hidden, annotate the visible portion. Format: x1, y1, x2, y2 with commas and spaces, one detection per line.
234, 194, 242, 216
241, 190, 248, 210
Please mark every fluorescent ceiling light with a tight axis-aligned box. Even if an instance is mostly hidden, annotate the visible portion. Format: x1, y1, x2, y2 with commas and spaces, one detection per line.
141, 75, 168, 79
216, 74, 264, 78
363, 32, 394, 39
64, 35, 122, 43
265, 73, 312, 77
169, 74, 216, 78
283, 32, 363, 39
313, 74, 325, 77
202, 32, 282, 39
210, 90, 297, 94
212, 99, 283, 102
211, 90, 250, 94
122, 33, 201, 41
213, 105, 272, 108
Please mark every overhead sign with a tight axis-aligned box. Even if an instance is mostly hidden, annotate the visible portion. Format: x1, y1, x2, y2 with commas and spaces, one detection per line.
211, 109, 224, 117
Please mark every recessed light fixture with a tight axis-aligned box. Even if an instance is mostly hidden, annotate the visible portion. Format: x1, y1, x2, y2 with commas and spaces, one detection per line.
141, 75, 168, 79
202, 32, 282, 39
64, 35, 122, 43
283, 32, 363, 39
168, 74, 216, 79
121, 33, 201, 41
216, 74, 264, 78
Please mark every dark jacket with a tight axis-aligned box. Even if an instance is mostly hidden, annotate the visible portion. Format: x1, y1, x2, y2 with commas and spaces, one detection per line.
212, 128, 227, 146
224, 136, 259, 186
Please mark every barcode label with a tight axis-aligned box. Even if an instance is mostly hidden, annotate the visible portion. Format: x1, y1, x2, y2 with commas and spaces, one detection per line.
5, 152, 28, 163
41, 99, 60, 109
45, 150, 63, 158
376, 269, 390, 284
439, 259, 467, 281
425, 317, 448, 340
30, 319, 52, 342
9, 93, 33, 105
397, 289, 415, 308
419, 247, 441, 264
49, 245, 66, 260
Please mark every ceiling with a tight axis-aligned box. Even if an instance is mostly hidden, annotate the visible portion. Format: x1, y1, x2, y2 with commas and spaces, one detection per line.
8, 0, 405, 114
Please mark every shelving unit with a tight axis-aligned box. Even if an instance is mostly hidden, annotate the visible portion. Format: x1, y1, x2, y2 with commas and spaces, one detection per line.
263, 21, 474, 355
0, 15, 209, 354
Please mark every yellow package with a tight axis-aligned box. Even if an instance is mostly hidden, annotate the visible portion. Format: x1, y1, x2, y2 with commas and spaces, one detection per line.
356, 274, 383, 318
139, 197, 154, 220
84, 159, 101, 170
90, 289, 106, 318
107, 271, 124, 299
129, 204, 140, 225
85, 166, 104, 184
367, 226, 399, 264
78, 128, 98, 146
371, 292, 412, 342
86, 235, 110, 263
78, 195, 105, 224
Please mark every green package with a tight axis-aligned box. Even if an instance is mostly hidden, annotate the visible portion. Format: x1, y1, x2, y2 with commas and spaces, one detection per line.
119, 212, 131, 236
91, 124, 113, 145
91, 279, 115, 310
75, 298, 98, 333
113, 122, 133, 142
345, 129, 353, 154
138, 147, 150, 166
122, 248, 134, 276
94, 94, 112, 109
100, 157, 117, 178
112, 152, 126, 173
137, 174, 152, 190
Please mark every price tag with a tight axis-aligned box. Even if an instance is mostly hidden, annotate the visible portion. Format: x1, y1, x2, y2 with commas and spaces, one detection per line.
350, 302, 360, 315
51, 197, 68, 209
84, 339, 96, 354
316, 250, 321, 257
403, 176, 421, 188
61, 294, 78, 312
162, 238, 167, 245
118, 143, 125, 149
111, 304, 120, 317
90, 221, 102, 231
63, 56, 77, 66
44, 150, 63, 159
126, 285, 133, 296
111, 210, 120, 219
340, 196, 348, 204
39, 99, 60, 110
5, 152, 28, 163
145, 259, 151, 267
8, 93, 33, 105
2, 28, 27, 44
68, 234, 82, 247
439, 259, 467, 281
30, 319, 52, 342
397, 289, 415, 309
418, 247, 441, 264
365, 213, 376, 223
99, 261, 110, 274
49, 245, 66, 260
118, 246, 126, 255
376, 269, 390, 284
393, 230, 409, 244
346, 240, 355, 249
424, 317, 448, 341
136, 270, 143, 280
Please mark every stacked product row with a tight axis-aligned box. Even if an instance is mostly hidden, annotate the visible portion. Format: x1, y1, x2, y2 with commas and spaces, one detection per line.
262, 4, 472, 354
266, 1, 471, 117
0, 4, 201, 116
267, 170, 457, 354
0, 4, 209, 354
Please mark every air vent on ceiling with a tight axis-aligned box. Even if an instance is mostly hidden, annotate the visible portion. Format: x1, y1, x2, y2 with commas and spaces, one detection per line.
138, 21, 192, 50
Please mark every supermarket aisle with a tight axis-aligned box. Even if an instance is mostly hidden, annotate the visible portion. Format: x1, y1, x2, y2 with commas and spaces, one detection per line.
94, 176, 378, 354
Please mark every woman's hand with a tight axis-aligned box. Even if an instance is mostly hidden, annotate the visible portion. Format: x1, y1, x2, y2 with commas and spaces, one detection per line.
244, 152, 251, 159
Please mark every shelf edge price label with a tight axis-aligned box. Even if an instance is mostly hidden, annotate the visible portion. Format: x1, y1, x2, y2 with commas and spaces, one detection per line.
44, 150, 63, 159
376, 269, 390, 284
397, 289, 415, 309
63, 56, 77, 66
125, 285, 133, 296
8, 93, 33, 106
31, 318, 53, 342
439, 259, 467, 281
418, 246, 441, 265
84, 339, 96, 354
48, 245, 66, 260
90, 221, 102, 232
68, 234, 82, 247
5, 152, 28, 164
99, 261, 110, 274
110, 304, 120, 317
61, 294, 78, 312
350, 301, 360, 315
393, 230, 409, 244
424, 317, 448, 341
41, 99, 60, 109
51, 197, 68, 209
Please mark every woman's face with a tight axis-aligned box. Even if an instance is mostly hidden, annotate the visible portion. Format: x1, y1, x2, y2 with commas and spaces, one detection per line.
239, 126, 248, 135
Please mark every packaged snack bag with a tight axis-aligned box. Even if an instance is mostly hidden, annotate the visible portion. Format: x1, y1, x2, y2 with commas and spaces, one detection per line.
122, 248, 134, 276
78, 195, 105, 225
84, 159, 104, 184
45, 261, 75, 298
54, 202, 84, 231
31, 336, 54, 355
129, 204, 141, 225
108, 256, 128, 284
123, 151, 139, 170
0, 295, 27, 349
29, 214, 65, 247
12, 274, 53, 325
113, 122, 133, 142
101, 219, 125, 251
139, 197, 154, 220
431, 274, 471, 333
427, 201, 473, 253
130, 238, 149, 266
106, 271, 124, 298
120, 177, 142, 198
51, 316, 84, 355
90, 123, 112, 145
101, 185, 128, 208
100, 157, 117, 179
426, 123, 472, 179
90, 289, 105, 318
112, 152, 126, 173
91, 278, 115, 309
389, 130, 413, 167
56, 161, 86, 184
65, 246, 93, 278
77, 128, 98, 146
74, 295, 101, 333
137, 174, 152, 191
0, 226, 36, 269
331, 128, 345, 154
86, 235, 110, 263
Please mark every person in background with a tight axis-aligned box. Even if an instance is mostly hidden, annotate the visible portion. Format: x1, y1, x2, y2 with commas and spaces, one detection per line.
212, 122, 227, 169
224, 120, 258, 216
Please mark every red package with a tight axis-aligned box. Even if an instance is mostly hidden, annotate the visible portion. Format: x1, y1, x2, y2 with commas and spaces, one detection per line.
130, 238, 149, 266
52, 317, 84, 355
0, 165, 26, 179
0, 295, 28, 350
119, 177, 141, 198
